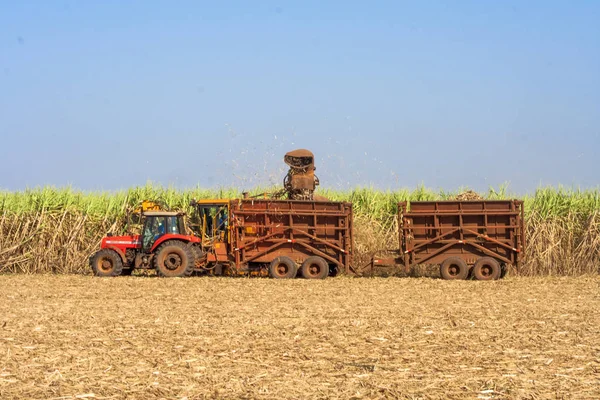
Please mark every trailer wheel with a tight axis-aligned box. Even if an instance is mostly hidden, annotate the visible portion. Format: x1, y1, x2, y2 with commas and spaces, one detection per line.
440, 257, 469, 280
301, 256, 329, 279
472, 257, 501, 281
90, 249, 124, 277
268, 256, 297, 279
154, 240, 195, 277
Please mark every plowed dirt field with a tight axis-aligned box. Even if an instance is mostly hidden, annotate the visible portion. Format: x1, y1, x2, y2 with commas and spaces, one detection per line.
1, 275, 599, 399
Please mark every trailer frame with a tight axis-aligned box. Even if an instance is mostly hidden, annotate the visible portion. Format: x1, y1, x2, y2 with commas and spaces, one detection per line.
371, 200, 525, 279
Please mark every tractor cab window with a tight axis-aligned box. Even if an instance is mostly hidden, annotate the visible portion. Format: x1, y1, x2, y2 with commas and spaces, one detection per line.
142, 216, 166, 250
167, 216, 181, 234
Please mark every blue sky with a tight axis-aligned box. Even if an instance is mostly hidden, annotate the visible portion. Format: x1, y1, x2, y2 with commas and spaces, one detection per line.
1, 1, 599, 193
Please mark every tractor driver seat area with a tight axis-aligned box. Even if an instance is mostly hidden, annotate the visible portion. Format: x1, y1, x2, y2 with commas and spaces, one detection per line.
141, 214, 183, 251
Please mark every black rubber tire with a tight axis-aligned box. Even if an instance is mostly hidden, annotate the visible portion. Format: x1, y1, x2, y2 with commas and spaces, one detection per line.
500, 263, 508, 278
472, 257, 501, 281
213, 264, 224, 276
268, 256, 297, 279
190, 245, 205, 268
301, 256, 329, 279
90, 249, 124, 277
154, 240, 195, 277
440, 257, 469, 280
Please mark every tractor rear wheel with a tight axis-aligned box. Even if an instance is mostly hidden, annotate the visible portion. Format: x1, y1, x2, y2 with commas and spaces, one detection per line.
472, 257, 501, 281
90, 249, 124, 277
154, 240, 195, 277
268, 256, 297, 279
440, 257, 469, 280
301, 256, 329, 279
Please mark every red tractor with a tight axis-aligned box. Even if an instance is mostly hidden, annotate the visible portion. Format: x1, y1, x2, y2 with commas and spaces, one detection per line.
89, 201, 202, 277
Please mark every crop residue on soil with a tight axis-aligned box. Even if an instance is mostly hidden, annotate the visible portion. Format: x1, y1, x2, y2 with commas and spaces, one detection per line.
1, 276, 599, 399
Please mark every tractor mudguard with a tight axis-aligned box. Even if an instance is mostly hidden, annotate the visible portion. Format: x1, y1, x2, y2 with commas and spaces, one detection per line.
105, 246, 128, 264
149, 234, 201, 253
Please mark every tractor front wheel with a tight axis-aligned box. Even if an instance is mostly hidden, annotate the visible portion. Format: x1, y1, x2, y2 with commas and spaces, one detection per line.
154, 240, 195, 277
90, 249, 124, 277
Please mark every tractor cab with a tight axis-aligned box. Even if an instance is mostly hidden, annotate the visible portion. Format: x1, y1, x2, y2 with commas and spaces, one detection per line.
192, 200, 230, 248
189, 199, 231, 272
141, 211, 187, 252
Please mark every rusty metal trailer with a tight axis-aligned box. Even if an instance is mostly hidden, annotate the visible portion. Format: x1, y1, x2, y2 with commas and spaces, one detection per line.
194, 199, 353, 279
372, 200, 525, 280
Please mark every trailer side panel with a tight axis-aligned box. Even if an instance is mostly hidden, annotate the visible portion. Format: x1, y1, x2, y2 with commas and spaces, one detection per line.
230, 200, 353, 274
400, 200, 525, 271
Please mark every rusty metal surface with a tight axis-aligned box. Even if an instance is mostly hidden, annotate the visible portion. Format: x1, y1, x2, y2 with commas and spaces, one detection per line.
401, 200, 525, 271
230, 199, 353, 274
284, 149, 315, 166
282, 149, 319, 200
371, 200, 525, 276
